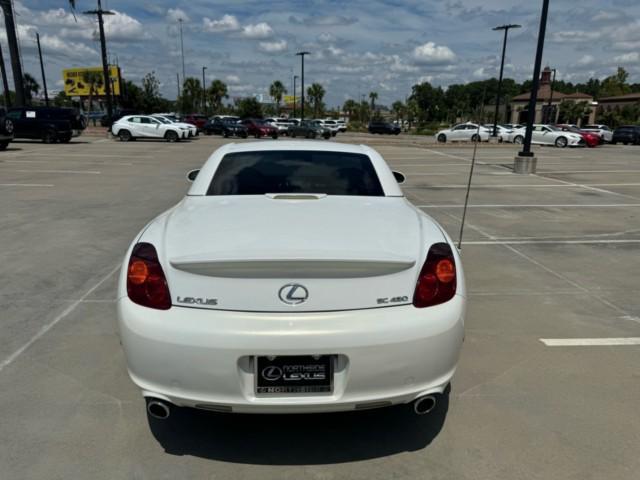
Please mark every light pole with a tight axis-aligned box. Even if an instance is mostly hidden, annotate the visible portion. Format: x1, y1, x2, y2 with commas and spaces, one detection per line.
547, 67, 557, 123
491, 23, 521, 137
0, 41, 10, 107
293, 75, 298, 118
179, 18, 186, 83
83, 0, 115, 122
296, 51, 309, 121
515, 0, 550, 174
0, 0, 25, 106
36, 32, 49, 106
201, 66, 207, 113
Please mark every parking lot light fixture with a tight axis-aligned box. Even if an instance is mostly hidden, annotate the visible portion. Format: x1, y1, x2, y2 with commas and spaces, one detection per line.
491, 23, 521, 137
296, 52, 310, 121
516, 0, 550, 174
202, 66, 207, 113
293, 75, 298, 118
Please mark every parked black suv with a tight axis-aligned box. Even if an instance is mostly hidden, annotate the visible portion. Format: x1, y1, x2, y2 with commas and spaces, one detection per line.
6, 107, 87, 143
611, 125, 640, 145
0, 108, 14, 150
368, 122, 401, 135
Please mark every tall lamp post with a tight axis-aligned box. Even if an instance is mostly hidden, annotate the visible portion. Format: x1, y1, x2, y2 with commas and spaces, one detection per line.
179, 18, 186, 82
546, 67, 557, 123
296, 51, 309, 121
515, 0, 550, 174
201, 66, 207, 113
491, 23, 521, 137
293, 75, 298, 118
83, 0, 114, 122
36, 33, 49, 106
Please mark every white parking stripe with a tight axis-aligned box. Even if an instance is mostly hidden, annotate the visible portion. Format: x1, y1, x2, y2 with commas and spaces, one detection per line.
540, 338, 640, 346
0, 183, 54, 187
406, 183, 640, 189
417, 204, 640, 208
459, 240, 640, 245
0, 265, 120, 373
4, 159, 133, 166
7, 169, 101, 174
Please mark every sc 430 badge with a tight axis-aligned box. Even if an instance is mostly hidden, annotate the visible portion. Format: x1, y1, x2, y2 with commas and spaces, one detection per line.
176, 296, 218, 306
377, 296, 409, 305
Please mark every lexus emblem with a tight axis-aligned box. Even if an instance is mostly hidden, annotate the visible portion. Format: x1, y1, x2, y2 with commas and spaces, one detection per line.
278, 283, 309, 305
261, 366, 283, 381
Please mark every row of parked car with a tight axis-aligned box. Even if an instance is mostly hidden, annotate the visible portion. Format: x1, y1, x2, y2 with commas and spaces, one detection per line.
435, 122, 640, 147
0, 106, 88, 148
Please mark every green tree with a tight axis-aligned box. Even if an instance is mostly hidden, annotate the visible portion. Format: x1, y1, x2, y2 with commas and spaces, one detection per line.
235, 97, 263, 118
120, 80, 144, 111
269, 80, 287, 115
342, 99, 358, 120
23, 73, 40, 104
52, 91, 73, 107
600, 67, 631, 97
207, 79, 228, 114
141, 71, 161, 113
558, 100, 592, 124
307, 83, 325, 118
391, 101, 406, 123
409, 81, 446, 124
179, 77, 202, 113
369, 91, 378, 111
82, 70, 104, 113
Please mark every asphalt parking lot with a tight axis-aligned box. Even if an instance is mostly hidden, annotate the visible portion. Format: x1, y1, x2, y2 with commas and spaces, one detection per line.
1, 133, 639, 479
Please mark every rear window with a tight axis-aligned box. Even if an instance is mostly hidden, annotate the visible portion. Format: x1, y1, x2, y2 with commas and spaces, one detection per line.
207, 150, 384, 196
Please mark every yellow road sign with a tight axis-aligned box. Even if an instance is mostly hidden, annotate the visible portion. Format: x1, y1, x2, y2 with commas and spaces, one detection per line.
62, 66, 121, 96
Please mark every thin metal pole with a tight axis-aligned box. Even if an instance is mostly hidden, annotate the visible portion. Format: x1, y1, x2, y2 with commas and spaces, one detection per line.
301, 55, 305, 120
293, 75, 297, 117
547, 68, 556, 123
36, 33, 49, 106
519, 0, 550, 157
96, 1, 113, 121
0, 40, 10, 107
179, 19, 186, 82
0, 0, 25, 106
492, 29, 508, 136
176, 72, 180, 100
201, 66, 206, 113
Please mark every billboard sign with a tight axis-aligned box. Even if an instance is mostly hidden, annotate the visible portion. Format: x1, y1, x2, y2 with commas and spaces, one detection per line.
62, 66, 121, 96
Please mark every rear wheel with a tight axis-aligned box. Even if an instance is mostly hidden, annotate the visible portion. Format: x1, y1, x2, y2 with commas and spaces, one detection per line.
165, 130, 179, 142
223, 131, 230, 138
291, 131, 297, 138
471, 133, 480, 142
271, 133, 278, 139
118, 130, 132, 142
555, 136, 568, 148
437, 134, 446, 143
59, 135, 72, 143
0, 141, 9, 151
513, 135, 524, 144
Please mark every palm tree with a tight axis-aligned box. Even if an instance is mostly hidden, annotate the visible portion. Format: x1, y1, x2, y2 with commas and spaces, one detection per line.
342, 99, 358, 121
23, 73, 40, 104
181, 77, 202, 113
369, 91, 378, 111
269, 80, 287, 115
307, 83, 325, 118
82, 70, 104, 113
207, 79, 228, 114
391, 101, 406, 122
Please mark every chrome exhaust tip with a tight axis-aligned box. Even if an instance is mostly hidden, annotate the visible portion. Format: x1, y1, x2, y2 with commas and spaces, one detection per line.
413, 395, 437, 415
147, 399, 171, 420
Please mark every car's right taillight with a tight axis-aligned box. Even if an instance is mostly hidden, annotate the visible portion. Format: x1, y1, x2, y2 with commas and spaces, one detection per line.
413, 242, 457, 308
127, 242, 171, 310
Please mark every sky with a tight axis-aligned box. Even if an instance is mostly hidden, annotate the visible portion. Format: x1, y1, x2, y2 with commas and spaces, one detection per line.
4, 0, 640, 108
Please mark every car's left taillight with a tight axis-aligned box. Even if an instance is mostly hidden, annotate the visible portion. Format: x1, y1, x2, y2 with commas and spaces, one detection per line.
127, 243, 172, 310
413, 242, 457, 308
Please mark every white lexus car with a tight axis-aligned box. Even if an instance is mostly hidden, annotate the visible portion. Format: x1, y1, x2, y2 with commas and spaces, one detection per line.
511, 125, 585, 147
436, 123, 490, 143
117, 141, 465, 419
112, 115, 186, 142
152, 114, 197, 138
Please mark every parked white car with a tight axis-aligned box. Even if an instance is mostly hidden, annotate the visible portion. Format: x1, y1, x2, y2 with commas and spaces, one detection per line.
335, 119, 347, 132
506, 124, 585, 147
436, 123, 490, 143
112, 115, 185, 142
499, 127, 526, 143
264, 118, 291, 135
152, 115, 197, 138
582, 124, 613, 143
117, 141, 465, 419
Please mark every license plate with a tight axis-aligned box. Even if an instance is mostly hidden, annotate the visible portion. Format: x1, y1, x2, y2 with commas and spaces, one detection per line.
256, 355, 333, 394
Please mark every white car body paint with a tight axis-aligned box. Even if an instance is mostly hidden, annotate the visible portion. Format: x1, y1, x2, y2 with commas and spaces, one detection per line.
436, 123, 490, 142
500, 125, 585, 147
117, 141, 465, 414
582, 124, 613, 143
112, 115, 184, 141
152, 115, 197, 137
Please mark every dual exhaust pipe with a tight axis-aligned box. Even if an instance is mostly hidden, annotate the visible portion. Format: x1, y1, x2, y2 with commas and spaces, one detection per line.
146, 395, 437, 419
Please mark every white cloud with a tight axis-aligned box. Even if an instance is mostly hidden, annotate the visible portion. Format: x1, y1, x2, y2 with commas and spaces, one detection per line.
412, 42, 456, 64
203, 15, 240, 33
551, 30, 601, 42
317, 32, 335, 43
258, 39, 287, 53
577, 55, 595, 66
613, 52, 640, 63
242, 22, 273, 39
104, 10, 147, 41
225, 75, 240, 84
166, 8, 189, 23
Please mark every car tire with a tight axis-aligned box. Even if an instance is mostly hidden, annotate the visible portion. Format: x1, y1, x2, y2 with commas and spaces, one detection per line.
513, 135, 524, 144
42, 129, 57, 144
555, 136, 568, 148
437, 134, 446, 143
271, 133, 278, 139
623, 142, 629, 145
291, 132, 297, 138
241, 133, 248, 139
0, 141, 8, 151
59, 135, 72, 143
118, 130, 132, 142
165, 130, 179, 143
323, 133, 330, 139
254, 133, 260, 139
611, 141, 617, 145
471, 134, 480, 142
331, 131, 337, 137
223, 131, 230, 138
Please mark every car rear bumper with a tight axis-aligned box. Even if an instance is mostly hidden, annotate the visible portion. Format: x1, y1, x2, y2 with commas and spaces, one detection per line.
117, 296, 465, 413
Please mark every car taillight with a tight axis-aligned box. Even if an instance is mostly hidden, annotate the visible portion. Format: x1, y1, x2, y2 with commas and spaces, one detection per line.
413, 242, 457, 308
127, 242, 171, 310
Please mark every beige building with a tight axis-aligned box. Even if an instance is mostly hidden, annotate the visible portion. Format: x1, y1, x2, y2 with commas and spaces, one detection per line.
509, 67, 596, 126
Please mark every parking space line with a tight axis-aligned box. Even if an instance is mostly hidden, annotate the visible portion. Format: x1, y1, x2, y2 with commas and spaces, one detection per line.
0, 264, 120, 373
0, 183, 54, 187
417, 203, 640, 208
538, 170, 640, 174
460, 239, 640, 245
3, 159, 133, 166
6, 169, 101, 174
540, 338, 640, 346
538, 175, 639, 200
